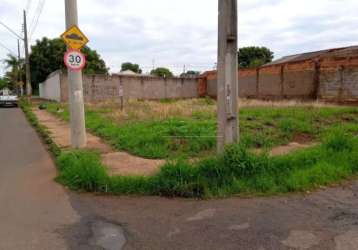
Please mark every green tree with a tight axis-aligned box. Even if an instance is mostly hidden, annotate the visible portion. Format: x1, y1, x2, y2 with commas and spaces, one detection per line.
2, 54, 24, 89
29, 37, 108, 89
0, 77, 8, 89
121, 62, 142, 74
238, 46, 274, 68
150, 67, 174, 78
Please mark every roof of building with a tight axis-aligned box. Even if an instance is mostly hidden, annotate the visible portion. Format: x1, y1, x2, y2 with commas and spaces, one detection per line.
118, 70, 138, 75
265, 45, 358, 66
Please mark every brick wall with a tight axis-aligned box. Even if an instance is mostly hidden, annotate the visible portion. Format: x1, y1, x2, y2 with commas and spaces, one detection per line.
202, 55, 358, 102
319, 56, 358, 102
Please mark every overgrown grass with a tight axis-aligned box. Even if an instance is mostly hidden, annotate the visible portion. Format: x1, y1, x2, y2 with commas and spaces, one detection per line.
44, 100, 358, 159
53, 131, 358, 198
20, 99, 61, 157
22, 99, 358, 198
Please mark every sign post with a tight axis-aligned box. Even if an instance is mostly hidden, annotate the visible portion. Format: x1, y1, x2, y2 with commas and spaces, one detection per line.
62, 0, 88, 149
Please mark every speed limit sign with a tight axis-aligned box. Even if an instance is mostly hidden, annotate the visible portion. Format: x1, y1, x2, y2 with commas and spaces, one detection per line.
64, 50, 86, 71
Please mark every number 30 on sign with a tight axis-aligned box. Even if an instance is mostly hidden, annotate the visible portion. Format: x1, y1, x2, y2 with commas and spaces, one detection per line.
64, 50, 86, 71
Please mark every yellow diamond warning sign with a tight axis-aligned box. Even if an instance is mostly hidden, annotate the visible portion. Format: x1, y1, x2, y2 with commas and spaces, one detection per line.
61, 25, 89, 50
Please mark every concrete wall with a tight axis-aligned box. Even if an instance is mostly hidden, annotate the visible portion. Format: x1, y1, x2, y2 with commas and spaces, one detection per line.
41, 71, 200, 102
39, 70, 62, 102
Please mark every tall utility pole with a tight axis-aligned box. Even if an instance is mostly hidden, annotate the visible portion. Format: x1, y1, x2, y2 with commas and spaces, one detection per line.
217, 0, 239, 153
17, 39, 23, 96
23, 10, 32, 96
64, 0, 87, 148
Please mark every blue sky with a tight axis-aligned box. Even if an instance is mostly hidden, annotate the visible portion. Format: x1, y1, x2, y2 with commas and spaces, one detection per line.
1, 0, 358, 76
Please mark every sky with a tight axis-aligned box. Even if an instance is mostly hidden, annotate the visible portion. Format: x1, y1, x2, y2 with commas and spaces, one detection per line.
0, 0, 358, 76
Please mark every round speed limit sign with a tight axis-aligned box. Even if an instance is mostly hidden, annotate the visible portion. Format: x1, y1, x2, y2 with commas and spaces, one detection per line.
64, 50, 86, 71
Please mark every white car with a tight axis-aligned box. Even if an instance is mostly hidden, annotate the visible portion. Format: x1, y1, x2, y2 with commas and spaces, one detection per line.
0, 89, 18, 107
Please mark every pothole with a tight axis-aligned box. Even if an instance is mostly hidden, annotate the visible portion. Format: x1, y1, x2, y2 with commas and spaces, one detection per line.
90, 220, 127, 250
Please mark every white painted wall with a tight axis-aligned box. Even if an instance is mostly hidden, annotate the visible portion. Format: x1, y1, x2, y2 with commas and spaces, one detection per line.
39, 71, 61, 102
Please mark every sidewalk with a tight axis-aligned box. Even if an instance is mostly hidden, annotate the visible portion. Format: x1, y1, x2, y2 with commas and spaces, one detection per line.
32, 108, 164, 176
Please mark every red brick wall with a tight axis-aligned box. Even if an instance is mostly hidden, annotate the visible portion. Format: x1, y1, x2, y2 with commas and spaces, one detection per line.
201, 55, 358, 102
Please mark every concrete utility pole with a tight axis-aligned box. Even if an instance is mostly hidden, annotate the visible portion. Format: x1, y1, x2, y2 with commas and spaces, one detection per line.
17, 39, 23, 96
64, 0, 87, 148
23, 10, 32, 96
217, 0, 239, 153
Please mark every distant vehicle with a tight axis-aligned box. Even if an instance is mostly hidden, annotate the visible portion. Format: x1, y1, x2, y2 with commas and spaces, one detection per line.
0, 89, 18, 107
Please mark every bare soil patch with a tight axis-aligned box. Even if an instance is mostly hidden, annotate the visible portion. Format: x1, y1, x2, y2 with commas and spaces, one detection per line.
33, 108, 164, 176
269, 142, 315, 157
292, 133, 314, 144
253, 136, 316, 156
102, 152, 164, 176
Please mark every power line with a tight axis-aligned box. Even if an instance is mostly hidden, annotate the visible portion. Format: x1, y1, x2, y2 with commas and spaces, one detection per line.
0, 21, 23, 40
29, 0, 40, 30
26, 0, 33, 13
29, 0, 46, 40
0, 41, 16, 55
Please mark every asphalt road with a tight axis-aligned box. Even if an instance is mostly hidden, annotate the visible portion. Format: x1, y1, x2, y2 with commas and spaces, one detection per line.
1, 107, 358, 250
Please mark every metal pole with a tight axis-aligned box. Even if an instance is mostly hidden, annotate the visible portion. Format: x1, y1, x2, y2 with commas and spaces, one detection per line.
64, 0, 87, 148
217, 0, 239, 153
23, 10, 32, 97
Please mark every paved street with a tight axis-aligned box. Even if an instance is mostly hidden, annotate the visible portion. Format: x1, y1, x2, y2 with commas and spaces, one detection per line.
1, 108, 358, 250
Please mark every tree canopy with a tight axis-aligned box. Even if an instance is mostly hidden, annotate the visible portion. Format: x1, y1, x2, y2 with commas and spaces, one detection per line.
2, 54, 25, 90
150, 67, 174, 78
121, 62, 142, 74
29, 37, 108, 89
0, 77, 9, 90
238, 46, 274, 68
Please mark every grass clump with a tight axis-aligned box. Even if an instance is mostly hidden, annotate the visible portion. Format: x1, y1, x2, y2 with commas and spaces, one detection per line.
56, 151, 109, 192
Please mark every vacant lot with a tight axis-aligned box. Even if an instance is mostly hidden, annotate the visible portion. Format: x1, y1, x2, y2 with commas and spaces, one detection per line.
45, 98, 358, 159
29, 98, 358, 198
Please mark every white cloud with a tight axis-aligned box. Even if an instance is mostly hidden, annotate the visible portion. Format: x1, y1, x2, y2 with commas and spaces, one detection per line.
0, 0, 358, 76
